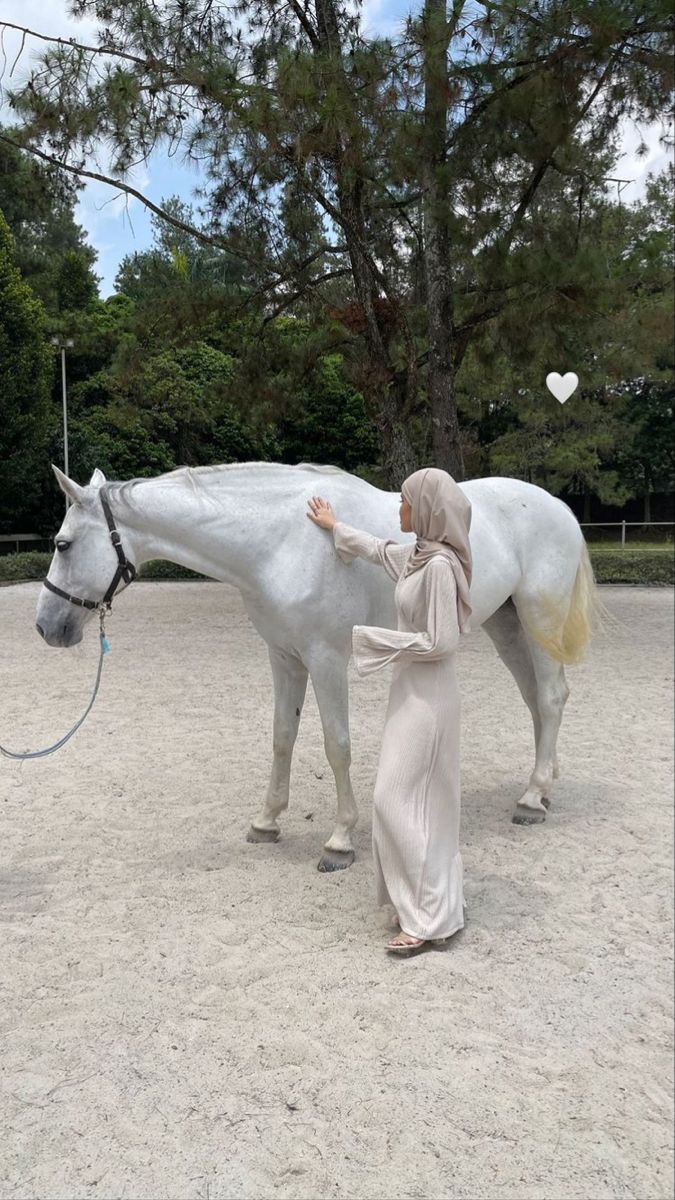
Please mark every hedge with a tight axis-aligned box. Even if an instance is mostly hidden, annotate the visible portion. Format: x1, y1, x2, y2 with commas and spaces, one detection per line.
0, 552, 207, 583
0, 548, 672, 586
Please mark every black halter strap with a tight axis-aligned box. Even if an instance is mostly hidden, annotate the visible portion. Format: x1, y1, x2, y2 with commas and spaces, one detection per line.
43, 491, 136, 611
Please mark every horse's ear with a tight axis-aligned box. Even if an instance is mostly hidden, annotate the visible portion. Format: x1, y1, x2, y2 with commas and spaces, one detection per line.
51, 464, 87, 506
89, 468, 107, 488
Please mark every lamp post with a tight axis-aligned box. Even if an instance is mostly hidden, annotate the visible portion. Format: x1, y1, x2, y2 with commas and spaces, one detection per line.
51, 337, 74, 509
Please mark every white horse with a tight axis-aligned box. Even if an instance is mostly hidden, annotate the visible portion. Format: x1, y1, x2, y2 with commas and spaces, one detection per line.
36, 462, 604, 871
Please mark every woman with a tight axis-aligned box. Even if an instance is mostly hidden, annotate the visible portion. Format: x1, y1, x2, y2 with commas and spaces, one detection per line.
307, 467, 473, 958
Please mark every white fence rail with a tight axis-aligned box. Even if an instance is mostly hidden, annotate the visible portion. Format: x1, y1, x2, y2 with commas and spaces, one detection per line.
0, 534, 50, 554
580, 522, 674, 547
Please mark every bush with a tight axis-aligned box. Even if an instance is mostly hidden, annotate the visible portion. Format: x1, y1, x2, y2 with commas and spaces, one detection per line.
0, 551, 51, 581
137, 560, 209, 581
0, 551, 209, 583
588, 549, 674, 585
1, 549, 671, 586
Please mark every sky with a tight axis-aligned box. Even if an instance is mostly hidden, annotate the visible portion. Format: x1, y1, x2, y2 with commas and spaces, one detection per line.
1, 0, 672, 297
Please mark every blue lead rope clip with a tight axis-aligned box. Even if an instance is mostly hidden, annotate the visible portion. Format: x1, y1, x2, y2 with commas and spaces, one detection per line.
99, 604, 111, 654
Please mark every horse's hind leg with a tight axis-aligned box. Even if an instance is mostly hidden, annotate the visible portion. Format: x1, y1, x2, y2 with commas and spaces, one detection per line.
247, 646, 309, 844
483, 600, 546, 796
514, 636, 569, 823
482, 599, 567, 823
511, 595, 571, 824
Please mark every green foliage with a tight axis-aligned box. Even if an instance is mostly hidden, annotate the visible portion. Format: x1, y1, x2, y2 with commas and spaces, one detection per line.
457, 161, 674, 510
612, 378, 675, 516
0, 552, 52, 582
0, 211, 54, 532
0, 3, 672, 525
56, 249, 99, 313
138, 560, 208, 580
276, 352, 380, 471
588, 550, 674, 585
0, 126, 98, 312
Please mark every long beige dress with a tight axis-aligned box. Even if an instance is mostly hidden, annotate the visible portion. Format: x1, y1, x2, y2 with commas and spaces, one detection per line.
332, 521, 465, 941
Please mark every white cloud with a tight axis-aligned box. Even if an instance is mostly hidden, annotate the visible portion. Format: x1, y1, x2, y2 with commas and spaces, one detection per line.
614, 116, 673, 205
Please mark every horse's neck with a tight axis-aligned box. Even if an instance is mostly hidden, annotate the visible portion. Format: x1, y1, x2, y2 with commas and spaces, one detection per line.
115, 474, 266, 589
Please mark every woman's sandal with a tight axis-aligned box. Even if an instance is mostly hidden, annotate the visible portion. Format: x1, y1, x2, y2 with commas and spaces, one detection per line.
386, 920, 456, 956
386, 932, 427, 956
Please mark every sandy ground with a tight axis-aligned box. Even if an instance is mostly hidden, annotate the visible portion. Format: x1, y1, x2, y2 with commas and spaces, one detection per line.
0, 580, 673, 1200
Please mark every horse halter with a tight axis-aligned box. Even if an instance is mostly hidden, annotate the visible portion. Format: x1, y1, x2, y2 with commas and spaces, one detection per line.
43, 491, 136, 612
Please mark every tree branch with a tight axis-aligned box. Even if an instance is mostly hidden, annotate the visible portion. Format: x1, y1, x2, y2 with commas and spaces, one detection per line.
286, 1, 320, 50
260, 267, 352, 327
0, 130, 263, 271
0, 19, 232, 97
456, 39, 633, 337
0, 20, 163, 74
236, 242, 348, 313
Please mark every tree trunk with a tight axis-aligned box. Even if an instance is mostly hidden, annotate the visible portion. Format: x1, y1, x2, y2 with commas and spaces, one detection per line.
582, 490, 592, 523
422, 0, 465, 480
337, 186, 417, 484
314, 0, 418, 488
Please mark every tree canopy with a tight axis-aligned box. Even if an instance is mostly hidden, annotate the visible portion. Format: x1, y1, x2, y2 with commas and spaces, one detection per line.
0, 211, 53, 531
2, 0, 672, 482
0, 2, 672, 533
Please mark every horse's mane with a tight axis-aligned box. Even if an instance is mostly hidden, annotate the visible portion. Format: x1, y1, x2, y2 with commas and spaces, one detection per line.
108, 461, 349, 501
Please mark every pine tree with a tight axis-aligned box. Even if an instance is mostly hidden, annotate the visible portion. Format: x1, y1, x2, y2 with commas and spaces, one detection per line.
2, 2, 672, 484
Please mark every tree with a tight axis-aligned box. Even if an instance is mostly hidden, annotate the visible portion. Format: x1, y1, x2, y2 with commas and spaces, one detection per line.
445, 156, 672, 519
116, 198, 248, 302
271, 345, 380, 471
0, 124, 98, 312
612, 379, 675, 523
0, 211, 53, 531
2, 2, 672, 485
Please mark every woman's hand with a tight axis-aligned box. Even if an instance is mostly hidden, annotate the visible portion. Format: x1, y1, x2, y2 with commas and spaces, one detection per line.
306, 495, 337, 530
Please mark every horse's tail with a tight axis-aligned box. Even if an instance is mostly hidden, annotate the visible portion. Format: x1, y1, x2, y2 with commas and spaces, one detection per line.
519, 535, 615, 666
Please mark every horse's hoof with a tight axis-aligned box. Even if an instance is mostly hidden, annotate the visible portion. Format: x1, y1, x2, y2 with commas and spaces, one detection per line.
317, 849, 355, 872
246, 825, 280, 843
512, 804, 547, 825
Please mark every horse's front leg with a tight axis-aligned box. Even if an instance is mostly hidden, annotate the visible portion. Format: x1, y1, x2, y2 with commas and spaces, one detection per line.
307, 653, 358, 873
247, 646, 308, 844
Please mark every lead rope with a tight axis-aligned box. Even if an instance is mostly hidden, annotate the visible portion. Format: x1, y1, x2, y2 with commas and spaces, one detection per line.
0, 608, 111, 761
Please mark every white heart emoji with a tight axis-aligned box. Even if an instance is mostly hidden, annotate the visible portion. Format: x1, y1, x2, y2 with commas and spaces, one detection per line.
546, 372, 579, 404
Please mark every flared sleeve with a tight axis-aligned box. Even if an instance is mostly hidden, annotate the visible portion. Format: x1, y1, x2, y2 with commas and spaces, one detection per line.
351, 557, 460, 677
332, 520, 412, 582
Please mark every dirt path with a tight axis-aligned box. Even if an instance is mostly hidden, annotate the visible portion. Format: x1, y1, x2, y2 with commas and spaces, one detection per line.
1, 582, 673, 1200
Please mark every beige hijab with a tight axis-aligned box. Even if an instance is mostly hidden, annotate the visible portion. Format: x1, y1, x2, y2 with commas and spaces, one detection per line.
401, 467, 473, 634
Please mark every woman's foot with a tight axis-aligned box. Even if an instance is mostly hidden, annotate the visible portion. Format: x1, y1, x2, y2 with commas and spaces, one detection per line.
386, 924, 459, 955
386, 931, 427, 956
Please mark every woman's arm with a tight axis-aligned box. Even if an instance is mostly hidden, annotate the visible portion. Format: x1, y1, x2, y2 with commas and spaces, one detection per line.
332, 521, 410, 582
306, 495, 410, 582
351, 558, 460, 676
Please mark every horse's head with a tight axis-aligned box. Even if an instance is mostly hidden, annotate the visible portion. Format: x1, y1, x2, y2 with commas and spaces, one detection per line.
36, 466, 133, 647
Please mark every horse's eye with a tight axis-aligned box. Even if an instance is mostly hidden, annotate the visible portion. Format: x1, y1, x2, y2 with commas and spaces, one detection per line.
55, 539, 71, 553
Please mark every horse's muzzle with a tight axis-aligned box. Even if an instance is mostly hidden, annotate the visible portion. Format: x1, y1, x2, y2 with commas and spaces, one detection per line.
35, 620, 83, 648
